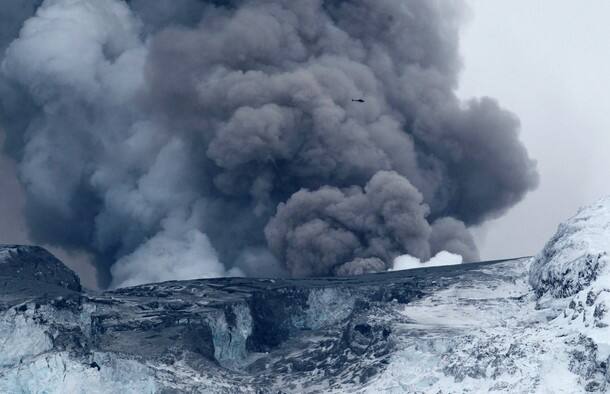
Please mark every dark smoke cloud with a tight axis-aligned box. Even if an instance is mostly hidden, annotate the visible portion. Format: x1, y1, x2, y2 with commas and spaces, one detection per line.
0, 0, 537, 288
265, 171, 433, 277
335, 258, 386, 277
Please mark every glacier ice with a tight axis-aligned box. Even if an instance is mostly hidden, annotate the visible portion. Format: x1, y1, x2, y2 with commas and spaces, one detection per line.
3, 197, 610, 392
0, 353, 158, 394
304, 288, 355, 330
0, 309, 52, 368
209, 302, 253, 369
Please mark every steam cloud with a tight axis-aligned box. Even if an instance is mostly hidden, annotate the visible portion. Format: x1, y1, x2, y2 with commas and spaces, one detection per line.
0, 0, 538, 288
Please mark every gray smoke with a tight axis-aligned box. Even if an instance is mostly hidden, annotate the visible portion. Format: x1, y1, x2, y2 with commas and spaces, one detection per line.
266, 171, 433, 277
0, 0, 538, 288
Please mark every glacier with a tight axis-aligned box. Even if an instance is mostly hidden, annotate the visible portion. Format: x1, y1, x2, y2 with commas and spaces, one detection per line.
2, 198, 610, 392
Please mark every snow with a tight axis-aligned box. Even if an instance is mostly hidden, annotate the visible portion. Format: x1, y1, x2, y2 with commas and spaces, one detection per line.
364, 196, 610, 393
530, 196, 610, 365
367, 194, 610, 394
530, 196, 610, 298
391, 251, 463, 272
365, 258, 598, 393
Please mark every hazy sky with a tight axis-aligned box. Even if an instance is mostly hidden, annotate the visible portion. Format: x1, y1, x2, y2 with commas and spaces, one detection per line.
461, 0, 610, 259
1, 1, 609, 281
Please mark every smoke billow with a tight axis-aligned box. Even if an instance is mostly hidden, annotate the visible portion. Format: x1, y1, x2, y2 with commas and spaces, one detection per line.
0, 0, 538, 287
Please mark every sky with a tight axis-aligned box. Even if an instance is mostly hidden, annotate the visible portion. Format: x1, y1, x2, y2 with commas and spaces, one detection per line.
460, 0, 610, 260
1, 1, 610, 285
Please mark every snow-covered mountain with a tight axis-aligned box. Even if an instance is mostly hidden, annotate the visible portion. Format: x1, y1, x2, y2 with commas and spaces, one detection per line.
2, 198, 610, 393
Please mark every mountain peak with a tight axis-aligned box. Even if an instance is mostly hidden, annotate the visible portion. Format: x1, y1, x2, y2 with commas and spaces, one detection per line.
0, 245, 81, 293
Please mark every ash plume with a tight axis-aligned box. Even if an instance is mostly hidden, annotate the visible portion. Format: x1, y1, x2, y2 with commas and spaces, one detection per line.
0, 0, 538, 287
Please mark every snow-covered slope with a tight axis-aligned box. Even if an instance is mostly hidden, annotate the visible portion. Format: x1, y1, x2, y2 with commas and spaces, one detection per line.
529, 197, 610, 388
1, 198, 610, 393
530, 197, 610, 299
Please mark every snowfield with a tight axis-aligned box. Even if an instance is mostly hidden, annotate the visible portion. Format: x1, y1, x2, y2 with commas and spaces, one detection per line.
367, 258, 601, 393
1, 198, 610, 392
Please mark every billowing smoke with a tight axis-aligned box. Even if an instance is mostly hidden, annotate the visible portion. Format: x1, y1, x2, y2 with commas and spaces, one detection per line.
0, 0, 538, 288
266, 171, 433, 277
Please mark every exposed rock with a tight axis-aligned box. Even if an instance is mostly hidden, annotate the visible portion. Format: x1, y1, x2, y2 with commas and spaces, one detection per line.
0, 245, 81, 293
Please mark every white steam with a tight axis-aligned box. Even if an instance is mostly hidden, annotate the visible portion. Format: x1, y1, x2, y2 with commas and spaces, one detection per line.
391, 251, 463, 272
